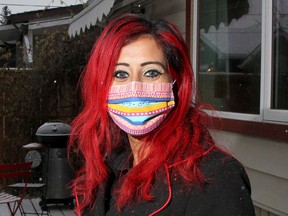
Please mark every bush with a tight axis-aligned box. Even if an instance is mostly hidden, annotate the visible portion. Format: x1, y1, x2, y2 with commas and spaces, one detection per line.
0, 26, 101, 163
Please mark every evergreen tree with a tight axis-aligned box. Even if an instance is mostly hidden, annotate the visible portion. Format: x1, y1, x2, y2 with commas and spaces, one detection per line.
0, 6, 11, 25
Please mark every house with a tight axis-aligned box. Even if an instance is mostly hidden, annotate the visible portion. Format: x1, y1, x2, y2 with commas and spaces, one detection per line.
0, 5, 84, 164
0, 4, 84, 68
67, 0, 288, 216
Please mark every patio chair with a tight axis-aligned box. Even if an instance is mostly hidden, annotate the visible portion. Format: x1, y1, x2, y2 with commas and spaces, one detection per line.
0, 162, 32, 216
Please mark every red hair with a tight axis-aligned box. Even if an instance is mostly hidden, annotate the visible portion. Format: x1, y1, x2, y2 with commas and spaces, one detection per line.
69, 13, 215, 214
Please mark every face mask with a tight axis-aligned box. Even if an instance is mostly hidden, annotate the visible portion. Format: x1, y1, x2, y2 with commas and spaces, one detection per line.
107, 81, 175, 136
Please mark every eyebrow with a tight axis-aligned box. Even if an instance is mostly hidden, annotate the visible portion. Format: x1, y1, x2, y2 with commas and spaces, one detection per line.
116, 61, 166, 70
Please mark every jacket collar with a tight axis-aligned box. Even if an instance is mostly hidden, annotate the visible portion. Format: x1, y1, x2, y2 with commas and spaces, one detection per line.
106, 146, 132, 178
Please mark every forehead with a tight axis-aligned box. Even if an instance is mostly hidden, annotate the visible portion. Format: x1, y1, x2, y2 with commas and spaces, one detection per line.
117, 35, 166, 63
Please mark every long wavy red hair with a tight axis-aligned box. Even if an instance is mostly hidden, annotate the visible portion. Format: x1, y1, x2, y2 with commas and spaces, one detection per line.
69, 13, 215, 214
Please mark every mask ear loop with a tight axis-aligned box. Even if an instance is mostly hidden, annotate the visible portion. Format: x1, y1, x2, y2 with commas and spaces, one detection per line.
172, 80, 176, 85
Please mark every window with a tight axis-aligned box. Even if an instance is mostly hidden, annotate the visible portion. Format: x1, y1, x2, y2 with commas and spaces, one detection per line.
272, 0, 288, 110
264, 0, 288, 122
195, 0, 288, 124
0, 43, 16, 68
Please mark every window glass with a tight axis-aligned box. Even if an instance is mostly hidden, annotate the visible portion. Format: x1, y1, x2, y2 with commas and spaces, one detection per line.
272, 0, 288, 110
198, 0, 262, 114
0, 43, 16, 68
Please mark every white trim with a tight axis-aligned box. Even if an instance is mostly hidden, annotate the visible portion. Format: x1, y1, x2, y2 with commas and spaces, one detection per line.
192, 0, 199, 103
28, 18, 70, 30
263, 0, 273, 117
23, 35, 33, 63
263, 0, 288, 123
258, 0, 266, 122
264, 109, 288, 123
28, 17, 71, 30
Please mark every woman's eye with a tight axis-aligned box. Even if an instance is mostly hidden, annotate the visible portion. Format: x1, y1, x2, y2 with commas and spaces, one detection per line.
144, 70, 162, 78
114, 70, 129, 79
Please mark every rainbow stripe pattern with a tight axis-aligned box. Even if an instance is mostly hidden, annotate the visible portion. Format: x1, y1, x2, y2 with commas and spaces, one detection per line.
107, 81, 175, 135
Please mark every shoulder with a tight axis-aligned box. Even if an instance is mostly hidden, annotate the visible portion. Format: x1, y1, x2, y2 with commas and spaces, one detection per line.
155, 147, 255, 216
183, 147, 255, 216
200, 147, 249, 184
198, 147, 252, 197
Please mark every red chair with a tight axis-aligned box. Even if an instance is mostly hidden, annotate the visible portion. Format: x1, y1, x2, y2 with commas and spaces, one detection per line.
0, 162, 32, 216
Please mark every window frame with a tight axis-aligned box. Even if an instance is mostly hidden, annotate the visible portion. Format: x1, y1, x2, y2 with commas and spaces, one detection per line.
193, 0, 288, 126
263, 0, 288, 123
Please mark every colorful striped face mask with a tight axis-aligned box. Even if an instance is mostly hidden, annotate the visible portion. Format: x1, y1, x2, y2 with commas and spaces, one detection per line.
107, 81, 175, 136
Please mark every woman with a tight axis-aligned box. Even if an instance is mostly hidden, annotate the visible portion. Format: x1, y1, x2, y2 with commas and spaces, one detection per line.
69, 13, 255, 216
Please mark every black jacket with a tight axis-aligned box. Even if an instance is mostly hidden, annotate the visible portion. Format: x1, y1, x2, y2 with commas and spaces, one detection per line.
85, 147, 255, 216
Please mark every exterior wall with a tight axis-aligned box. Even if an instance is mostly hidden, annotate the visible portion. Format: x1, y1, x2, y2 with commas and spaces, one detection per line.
189, 0, 287, 215
142, 2, 288, 215
143, 0, 186, 35
211, 130, 288, 216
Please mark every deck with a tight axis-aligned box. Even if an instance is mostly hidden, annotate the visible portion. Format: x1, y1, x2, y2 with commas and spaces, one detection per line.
1, 198, 76, 216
